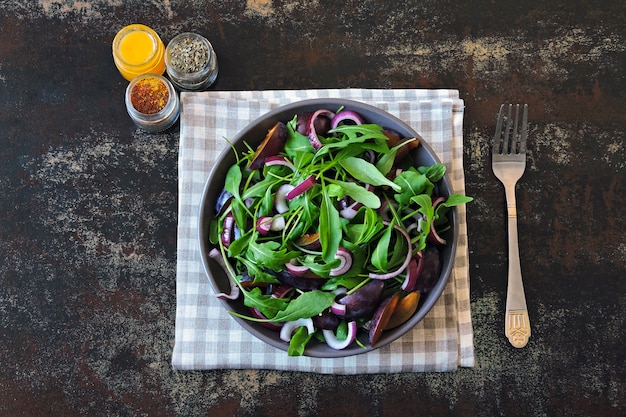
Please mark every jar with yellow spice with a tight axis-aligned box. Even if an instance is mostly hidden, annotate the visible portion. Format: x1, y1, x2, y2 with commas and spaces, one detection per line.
113, 24, 166, 81
125, 74, 179, 132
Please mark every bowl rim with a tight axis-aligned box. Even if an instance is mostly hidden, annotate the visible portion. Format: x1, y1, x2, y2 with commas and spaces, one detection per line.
197, 98, 459, 358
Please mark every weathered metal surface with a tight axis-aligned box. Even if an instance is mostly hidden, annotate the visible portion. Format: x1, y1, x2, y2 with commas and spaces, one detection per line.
0, 1, 624, 416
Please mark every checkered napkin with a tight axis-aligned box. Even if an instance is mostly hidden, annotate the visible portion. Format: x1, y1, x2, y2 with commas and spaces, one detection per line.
172, 89, 474, 374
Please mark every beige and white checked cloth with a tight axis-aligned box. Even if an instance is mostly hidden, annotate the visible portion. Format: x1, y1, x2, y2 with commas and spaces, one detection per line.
172, 89, 474, 374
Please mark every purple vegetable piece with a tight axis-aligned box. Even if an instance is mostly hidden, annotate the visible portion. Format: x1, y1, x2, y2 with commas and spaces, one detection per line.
248, 122, 288, 170
275, 269, 325, 290
414, 245, 442, 293
337, 280, 385, 320
296, 112, 313, 135
312, 309, 340, 330
215, 188, 233, 215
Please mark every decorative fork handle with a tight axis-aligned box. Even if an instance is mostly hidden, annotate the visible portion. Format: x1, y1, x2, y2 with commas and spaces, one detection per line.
504, 185, 531, 348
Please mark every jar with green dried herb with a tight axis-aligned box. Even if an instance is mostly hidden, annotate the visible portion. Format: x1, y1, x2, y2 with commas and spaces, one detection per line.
165, 32, 218, 91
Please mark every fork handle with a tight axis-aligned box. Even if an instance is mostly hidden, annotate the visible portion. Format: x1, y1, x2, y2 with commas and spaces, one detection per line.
504, 188, 531, 348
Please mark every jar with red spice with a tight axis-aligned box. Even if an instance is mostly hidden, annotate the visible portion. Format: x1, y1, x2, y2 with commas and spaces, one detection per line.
125, 73, 179, 132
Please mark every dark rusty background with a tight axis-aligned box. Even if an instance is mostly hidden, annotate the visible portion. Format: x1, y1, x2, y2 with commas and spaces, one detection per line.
1, 1, 624, 416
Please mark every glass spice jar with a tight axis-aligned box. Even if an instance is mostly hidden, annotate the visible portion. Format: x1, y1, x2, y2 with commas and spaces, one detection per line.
165, 32, 219, 91
113, 24, 166, 81
125, 74, 180, 132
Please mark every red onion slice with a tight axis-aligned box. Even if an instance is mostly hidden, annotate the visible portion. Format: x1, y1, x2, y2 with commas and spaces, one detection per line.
330, 301, 347, 316
221, 214, 235, 247
330, 247, 353, 276
286, 175, 316, 200
330, 110, 364, 129
275, 184, 294, 213
256, 216, 273, 235
270, 184, 294, 231
401, 252, 424, 292
265, 155, 296, 171
208, 248, 240, 300
339, 201, 362, 219
280, 318, 315, 342
428, 196, 447, 245
270, 216, 286, 231
307, 109, 335, 150
322, 321, 357, 350
285, 259, 310, 276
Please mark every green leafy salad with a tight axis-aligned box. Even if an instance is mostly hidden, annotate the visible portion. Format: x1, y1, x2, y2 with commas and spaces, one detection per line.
208, 107, 472, 356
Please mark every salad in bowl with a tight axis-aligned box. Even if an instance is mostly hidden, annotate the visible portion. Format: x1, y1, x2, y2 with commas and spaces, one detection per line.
198, 99, 471, 357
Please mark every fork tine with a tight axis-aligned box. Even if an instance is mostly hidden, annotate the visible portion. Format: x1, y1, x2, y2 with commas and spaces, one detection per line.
519, 104, 528, 154
493, 104, 505, 154
512, 104, 520, 152
502, 104, 514, 154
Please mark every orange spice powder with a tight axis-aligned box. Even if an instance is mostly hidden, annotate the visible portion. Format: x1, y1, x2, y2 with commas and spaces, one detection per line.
130, 76, 169, 114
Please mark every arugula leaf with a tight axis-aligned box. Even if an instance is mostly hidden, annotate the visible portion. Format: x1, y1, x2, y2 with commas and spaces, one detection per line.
297, 192, 320, 236
410, 194, 435, 252
423, 163, 446, 182
339, 157, 401, 191
376, 137, 418, 175
208, 217, 220, 245
321, 275, 365, 291
440, 193, 473, 207
327, 179, 381, 209
343, 207, 385, 245
287, 326, 313, 356
319, 189, 342, 263
393, 169, 433, 205
371, 224, 393, 271
227, 231, 251, 257
241, 287, 288, 319
284, 133, 314, 157
243, 174, 285, 200
272, 290, 336, 322
292, 150, 315, 171
389, 229, 409, 267
299, 254, 339, 277
236, 256, 279, 284
246, 240, 299, 271
230, 199, 251, 235
434, 194, 473, 225
329, 123, 389, 144
223, 164, 254, 230
334, 320, 348, 341
315, 134, 389, 160
259, 186, 275, 217
224, 164, 243, 201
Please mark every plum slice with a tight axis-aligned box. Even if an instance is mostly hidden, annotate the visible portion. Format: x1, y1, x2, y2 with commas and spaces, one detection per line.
384, 291, 421, 330
369, 291, 401, 346
337, 280, 385, 320
415, 245, 442, 293
248, 121, 288, 170
275, 269, 325, 290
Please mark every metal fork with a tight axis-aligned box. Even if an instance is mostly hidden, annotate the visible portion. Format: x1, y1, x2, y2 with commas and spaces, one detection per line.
492, 103, 531, 348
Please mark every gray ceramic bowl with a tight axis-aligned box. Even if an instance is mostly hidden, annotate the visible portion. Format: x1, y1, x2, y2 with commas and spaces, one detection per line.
198, 98, 458, 358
